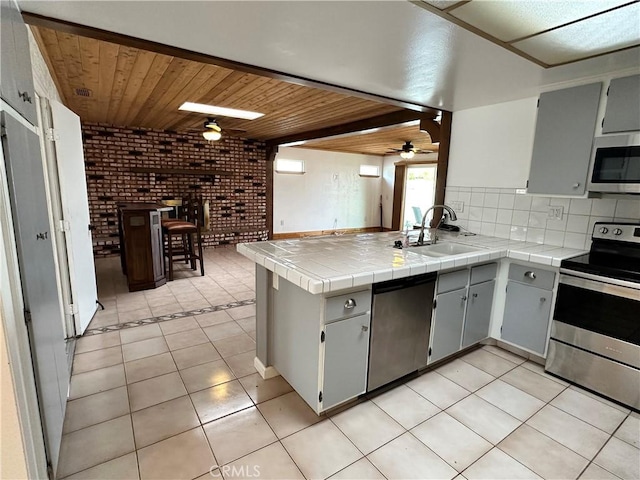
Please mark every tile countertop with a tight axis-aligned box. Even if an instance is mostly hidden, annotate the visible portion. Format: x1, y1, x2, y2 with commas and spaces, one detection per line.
236, 232, 587, 295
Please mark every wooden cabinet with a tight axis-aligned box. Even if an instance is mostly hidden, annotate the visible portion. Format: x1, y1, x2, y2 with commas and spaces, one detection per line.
429, 263, 496, 364
0, 0, 37, 125
528, 83, 602, 196
119, 204, 166, 292
501, 263, 555, 355
602, 74, 640, 134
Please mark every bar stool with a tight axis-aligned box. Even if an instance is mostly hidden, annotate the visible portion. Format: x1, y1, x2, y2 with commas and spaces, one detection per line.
162, 196, 205, 280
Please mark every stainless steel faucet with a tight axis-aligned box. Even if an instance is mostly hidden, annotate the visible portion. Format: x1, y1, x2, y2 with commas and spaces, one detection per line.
417, 204, 458, 245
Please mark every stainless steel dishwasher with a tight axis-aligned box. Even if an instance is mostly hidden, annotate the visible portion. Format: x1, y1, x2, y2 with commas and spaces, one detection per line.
367, 273, 436, 391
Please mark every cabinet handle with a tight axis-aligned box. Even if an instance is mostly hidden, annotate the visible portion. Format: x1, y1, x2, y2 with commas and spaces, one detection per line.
540, 297, 546, 303
461, 295, 467, 301
524, 271, 536, 279
18, 90, 32, 104
344, 298, 356, 309
361, 325, 369, 332
472, 293, 478, 298
572, 183, 581, 189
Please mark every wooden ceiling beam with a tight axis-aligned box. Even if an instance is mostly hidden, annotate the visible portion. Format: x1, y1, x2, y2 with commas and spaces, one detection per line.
22, 11, 441, 115
267, 110, 435, 147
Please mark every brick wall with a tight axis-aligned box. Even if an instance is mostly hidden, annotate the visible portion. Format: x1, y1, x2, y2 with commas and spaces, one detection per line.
82, 123, 269, 256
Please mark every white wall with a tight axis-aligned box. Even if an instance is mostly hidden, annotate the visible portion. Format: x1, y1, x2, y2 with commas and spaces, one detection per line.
274, 147, 384, 233
447, 97, 538, 189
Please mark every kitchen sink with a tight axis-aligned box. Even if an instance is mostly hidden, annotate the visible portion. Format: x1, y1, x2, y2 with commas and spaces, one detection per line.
409, 242, 484, 257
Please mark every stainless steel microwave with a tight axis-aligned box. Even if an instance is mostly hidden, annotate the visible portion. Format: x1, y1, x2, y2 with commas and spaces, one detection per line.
588, 133, 640, 194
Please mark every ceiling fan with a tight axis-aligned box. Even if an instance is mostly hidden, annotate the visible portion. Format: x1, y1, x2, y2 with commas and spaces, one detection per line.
387, 141, 434, 159
185, 117, 248, 141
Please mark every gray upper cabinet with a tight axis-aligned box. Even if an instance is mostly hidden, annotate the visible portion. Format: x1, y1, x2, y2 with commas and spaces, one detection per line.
0, 0, 37, 125
602, 75, 640, 134
528, 82, 602, 196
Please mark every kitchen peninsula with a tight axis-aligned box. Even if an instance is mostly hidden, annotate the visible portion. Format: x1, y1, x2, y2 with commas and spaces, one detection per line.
237, 232, 586, 413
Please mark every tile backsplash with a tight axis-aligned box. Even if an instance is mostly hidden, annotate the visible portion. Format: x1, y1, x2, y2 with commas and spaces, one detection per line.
445, 186, 640, 250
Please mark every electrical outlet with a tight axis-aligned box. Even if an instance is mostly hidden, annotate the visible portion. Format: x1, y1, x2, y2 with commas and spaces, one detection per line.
280, 220, 284, 226
548, 206, 564, 220
449, 200, 464, 213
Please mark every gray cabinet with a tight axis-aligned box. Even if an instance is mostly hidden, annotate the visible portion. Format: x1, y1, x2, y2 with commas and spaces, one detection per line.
528, 83, 602, 196
462, 280, 495, 348
430, 287, 466, 363
502, 280, 553, 355
602, 75, 640, 133
2, 112, 67, 473
322, 313, 370, 409
0, 0, 37, 125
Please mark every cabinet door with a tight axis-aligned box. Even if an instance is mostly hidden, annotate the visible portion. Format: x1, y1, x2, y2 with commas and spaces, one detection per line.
602, 75, 640, 133
323, 313, 370, 409
429, 288, 466, 364
528, 83, 602, 195
0, 0, 37, 124
462, 280, 495, 348
502, 282, 552, 355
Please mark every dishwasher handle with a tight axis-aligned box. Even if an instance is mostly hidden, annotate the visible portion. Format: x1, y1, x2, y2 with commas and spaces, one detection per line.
373, 273, 437, 294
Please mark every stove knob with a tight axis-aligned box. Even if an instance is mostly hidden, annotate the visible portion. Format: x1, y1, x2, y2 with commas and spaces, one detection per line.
613, 228, 623, 236
599, 227, 609, 234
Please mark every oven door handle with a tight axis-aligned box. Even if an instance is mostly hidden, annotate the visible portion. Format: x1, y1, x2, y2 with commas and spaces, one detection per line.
559, 273, 640, 301
560, 268, 640, 290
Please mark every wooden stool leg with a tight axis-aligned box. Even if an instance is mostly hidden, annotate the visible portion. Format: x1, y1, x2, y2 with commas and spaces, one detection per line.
198, 234, 204, 276
182, 234, 189, 264
188, 234, 196, 270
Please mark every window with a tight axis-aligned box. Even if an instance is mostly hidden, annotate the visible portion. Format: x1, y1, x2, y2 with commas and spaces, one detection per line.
275, 159, 305, 174
359, 164, 380, 177
403, 165, 437, 229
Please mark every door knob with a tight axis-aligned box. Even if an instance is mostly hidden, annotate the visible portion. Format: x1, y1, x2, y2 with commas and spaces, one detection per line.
572, 183, 581, 189
472, 293, 478, 298
540, 297, 546, 303
524, 271, 536, 279
362, 325, 369, 332
461, 295, 467, 301
344, 298, 356, 309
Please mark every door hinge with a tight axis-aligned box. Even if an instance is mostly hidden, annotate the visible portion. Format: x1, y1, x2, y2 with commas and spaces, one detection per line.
526, 180, 529, 188
320, 331, 325, 343
536, 98, 539, 108
24, 309, 32, 325
428, 347, 432, 357
65, 303, 78, 316
500, 325, 503, 334
319, 391, 323, 403
606, 86, 610, 96
602, 118, 605, 128
46, 128, 59, 142
58, 220, 71, 232
433, 299, 437, 309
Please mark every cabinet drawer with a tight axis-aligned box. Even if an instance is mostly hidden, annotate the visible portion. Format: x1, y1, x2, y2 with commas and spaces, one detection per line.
508, 264, 555, 290
470, 263, 497, 285
437, 269, 468, 294
325, 289, 371, 321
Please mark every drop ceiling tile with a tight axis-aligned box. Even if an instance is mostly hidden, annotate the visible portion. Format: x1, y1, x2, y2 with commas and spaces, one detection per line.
512, 2, 640, 65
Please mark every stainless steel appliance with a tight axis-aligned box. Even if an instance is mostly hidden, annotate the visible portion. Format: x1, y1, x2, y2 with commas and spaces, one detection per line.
367, 273, 435, 391
546, 222, 640, 409
588, 133, 640, 194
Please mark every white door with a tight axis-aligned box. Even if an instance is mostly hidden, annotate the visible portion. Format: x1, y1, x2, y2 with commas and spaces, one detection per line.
50, 100, 97, 334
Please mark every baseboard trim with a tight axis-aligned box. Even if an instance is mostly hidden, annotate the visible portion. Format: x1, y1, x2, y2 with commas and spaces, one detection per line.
254, 357, 280, 379
272, 226, 383, 240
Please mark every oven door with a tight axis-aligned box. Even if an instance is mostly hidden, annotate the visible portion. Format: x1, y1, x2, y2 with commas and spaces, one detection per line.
588, 134, 640, 193
552, 270, 640, 367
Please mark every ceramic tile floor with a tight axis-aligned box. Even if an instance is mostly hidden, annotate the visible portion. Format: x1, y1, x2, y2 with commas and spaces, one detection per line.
57, 247, 640, 480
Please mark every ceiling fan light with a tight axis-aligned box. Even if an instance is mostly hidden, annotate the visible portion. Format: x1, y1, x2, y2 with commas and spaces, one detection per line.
203, 130, 222, 141
400, 150, 415, 159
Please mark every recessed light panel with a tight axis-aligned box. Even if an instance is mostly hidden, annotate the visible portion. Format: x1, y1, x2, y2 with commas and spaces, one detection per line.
450, 0, 629, 42
179, 102, 264, 120
512, 2, 640, 65
420, 0, 463, 10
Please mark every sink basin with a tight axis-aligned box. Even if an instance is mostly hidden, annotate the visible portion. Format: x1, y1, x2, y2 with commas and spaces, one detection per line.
409, 242, 483, 258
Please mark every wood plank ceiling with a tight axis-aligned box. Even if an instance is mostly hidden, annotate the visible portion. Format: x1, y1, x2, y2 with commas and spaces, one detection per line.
32, 26, 417, 146
300, 123, 436, 156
